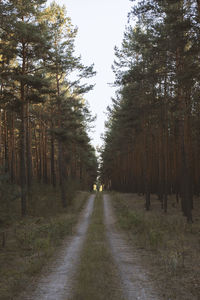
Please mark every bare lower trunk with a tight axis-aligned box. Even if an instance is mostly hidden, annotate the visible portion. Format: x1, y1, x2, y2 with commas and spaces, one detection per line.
26, 102, 32, 187
10, 113, 15, 183
58, 140, 67, 208
51, 131, 56, 187
43, 126, 48, 184
20, 103, 27, 216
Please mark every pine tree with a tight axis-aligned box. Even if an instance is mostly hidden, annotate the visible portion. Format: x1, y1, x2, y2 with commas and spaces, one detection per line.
41, 2, 95, 207
1, 0, 51, 216
101, 0, 200, 222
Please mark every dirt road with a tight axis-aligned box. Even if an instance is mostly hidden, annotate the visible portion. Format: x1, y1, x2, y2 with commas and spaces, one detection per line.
103, 194, 159, 300
18, 193, 159, 300
19, 195, 95, 300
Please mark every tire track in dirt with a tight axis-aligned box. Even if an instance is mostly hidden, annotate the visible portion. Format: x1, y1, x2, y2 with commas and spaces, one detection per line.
19, 194, 95, 300
103, 194, 160, 300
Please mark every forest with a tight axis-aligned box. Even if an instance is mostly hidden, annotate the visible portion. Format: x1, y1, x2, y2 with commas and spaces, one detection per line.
0, 0, 98, 219
101, 0, 200, 223
0, 1, 200, 299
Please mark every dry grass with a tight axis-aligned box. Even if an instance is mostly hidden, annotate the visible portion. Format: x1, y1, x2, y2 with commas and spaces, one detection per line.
0, 188, 89, 300
111, 192, 200, 300
71, 193, 124, 300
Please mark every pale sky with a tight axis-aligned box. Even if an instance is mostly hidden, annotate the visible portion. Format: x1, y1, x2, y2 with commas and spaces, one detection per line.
48, 0, 133, 147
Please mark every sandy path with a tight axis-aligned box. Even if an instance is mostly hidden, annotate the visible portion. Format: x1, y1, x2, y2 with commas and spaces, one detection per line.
19, 194, 95, 300
103, 194, 160, 300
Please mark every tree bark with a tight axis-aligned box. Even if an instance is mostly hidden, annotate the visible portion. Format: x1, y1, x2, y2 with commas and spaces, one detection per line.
50, 126, 56, 187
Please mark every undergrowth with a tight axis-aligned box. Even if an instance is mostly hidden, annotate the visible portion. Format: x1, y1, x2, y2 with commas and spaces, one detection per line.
111, 192, 200, 300
0, 186, 89, 300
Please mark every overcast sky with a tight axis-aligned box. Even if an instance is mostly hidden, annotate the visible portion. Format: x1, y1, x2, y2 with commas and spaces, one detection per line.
48, 0, 133, 147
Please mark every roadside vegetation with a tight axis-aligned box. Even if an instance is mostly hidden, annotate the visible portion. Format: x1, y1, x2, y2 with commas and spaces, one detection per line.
0, 187, 89, 300
71, 193, 124, 300
111, 193, 200, 300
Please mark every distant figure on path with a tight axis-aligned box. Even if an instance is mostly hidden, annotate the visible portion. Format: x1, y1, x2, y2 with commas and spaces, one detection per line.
93, 184, 97, 191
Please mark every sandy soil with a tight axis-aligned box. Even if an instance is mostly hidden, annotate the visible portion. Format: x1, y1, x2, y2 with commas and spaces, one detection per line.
18, 194, 95, 300
103, 194, 160, 300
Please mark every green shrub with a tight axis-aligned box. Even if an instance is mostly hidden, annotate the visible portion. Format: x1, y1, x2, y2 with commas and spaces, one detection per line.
118, 210, 143, 231
128, 211, 143, 227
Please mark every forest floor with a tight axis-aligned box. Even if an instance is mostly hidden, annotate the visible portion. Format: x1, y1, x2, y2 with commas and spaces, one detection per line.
18, 194, 95, 300
0, 186, 90, 300
1, 191, 199, 299
103, 194, 159, 300
11, 193, 160, 300
111, 192, 200, 300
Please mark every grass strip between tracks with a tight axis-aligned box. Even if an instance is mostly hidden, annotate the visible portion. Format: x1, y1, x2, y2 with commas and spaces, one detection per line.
71, 192, 124, 300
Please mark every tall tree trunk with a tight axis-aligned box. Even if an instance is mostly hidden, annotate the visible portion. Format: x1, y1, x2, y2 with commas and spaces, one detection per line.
26, 101, 32, 187
38, 121, 42, 183
143, 117, 150, 211
20, 102, 27, 216
43, 125, 48, 184
176, 45, 193, 223
10, 113, 15, 183
56, 73, 67, 207
4, 111, 8, 173
58, 140, 67, 207
20, 37, 27, 216
163, 79, 168, 213
50, 127, 56, 187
